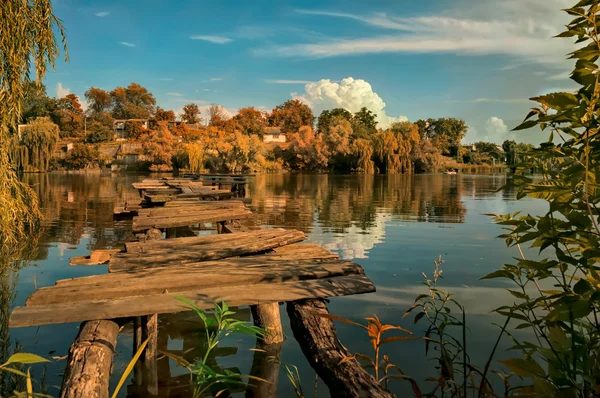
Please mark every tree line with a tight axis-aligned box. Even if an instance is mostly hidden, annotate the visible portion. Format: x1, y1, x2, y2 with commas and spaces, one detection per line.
15, 81, 532, 173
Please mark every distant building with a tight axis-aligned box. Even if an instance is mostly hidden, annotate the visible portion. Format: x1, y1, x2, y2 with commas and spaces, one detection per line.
263, 127, 286, 143
113, 119, 149, 139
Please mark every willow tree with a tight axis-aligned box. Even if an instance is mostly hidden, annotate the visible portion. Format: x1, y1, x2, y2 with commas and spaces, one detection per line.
0, 0, 67, 247
11, 117, 59, 172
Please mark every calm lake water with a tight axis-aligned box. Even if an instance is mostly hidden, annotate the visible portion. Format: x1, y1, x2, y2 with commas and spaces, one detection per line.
2, 173, 545, 397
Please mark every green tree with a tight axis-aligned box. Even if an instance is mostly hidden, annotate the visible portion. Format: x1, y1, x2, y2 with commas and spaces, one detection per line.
85, 122, 113, 143
181, 103, 201, 124
63, 143, 100, 170
269, 99, 314, 135
317, 108, 353, 135
424, 118, 468, 159
110, 82, 156, 119
11, 117, 59, 172
353, 107, 377, 137
0, 0, 67, 248
502, 140, 517, 165
21, 82, 56, 123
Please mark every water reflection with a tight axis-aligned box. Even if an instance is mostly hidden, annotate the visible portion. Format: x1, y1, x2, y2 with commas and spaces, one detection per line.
1, 172, 534, 397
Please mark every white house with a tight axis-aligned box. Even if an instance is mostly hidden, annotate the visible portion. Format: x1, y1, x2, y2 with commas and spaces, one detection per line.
263, 127, 286, 143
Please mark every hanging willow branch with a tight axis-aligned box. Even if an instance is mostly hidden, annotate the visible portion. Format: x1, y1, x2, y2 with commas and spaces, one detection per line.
0, 0, 67, 248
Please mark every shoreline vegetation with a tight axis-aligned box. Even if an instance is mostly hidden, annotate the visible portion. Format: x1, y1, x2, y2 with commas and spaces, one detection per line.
12, 83, 531, 175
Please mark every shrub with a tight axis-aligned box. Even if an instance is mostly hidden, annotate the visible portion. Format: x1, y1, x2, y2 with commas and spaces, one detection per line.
62, 143, 100, 170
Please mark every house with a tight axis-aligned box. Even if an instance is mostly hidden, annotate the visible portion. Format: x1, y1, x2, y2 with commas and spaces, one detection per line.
113, 119, 149, 139
263, 127, 286, 143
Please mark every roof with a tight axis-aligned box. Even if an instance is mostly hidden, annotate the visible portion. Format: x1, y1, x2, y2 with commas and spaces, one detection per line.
264, 127, 282, 134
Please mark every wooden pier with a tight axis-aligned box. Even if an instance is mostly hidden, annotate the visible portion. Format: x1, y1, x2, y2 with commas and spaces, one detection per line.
11, 177, 390, 398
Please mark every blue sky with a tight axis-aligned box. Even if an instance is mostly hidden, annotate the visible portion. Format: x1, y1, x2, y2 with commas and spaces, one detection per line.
47, 0, 578, 144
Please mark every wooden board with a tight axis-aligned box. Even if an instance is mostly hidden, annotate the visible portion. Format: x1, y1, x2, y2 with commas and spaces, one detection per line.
10, 275, 374, 328
145, 190, 235, 204
135, 200, 245, 217
110, 229, 306, 272
69, 249, 122, 266
27, 259, 364, 305
132, 207, 253, 232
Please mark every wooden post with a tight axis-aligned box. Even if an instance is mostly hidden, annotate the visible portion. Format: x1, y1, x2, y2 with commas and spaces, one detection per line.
133, 317, 143, 386
60, 320, 119, 398
245, 342, 282, 398
142, 314, 158, 396
251, 303, 284, 345
287, 299, 394, 398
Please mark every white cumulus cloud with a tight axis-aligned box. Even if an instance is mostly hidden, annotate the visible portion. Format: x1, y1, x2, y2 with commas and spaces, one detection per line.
56, 82, 70, 98
293, 77, 407, 128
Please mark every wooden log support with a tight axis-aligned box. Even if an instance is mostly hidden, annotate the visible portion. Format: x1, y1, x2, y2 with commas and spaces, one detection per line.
142, 314, 158, 396
251, 303, 284, 345
60, 320, 119, 398
133, 317, 143, 386
286, 299, 394, 398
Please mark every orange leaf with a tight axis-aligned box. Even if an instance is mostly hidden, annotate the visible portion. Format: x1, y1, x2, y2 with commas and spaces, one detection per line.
314, 313, 367, 330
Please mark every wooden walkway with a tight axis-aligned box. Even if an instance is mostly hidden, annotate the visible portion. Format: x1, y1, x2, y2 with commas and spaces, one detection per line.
11, 178, 386, 398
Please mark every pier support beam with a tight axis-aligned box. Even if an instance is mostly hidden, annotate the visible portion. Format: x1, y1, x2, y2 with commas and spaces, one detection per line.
245, 341, 282, 398
142, 314, 159, 396
251, 303, 284, 345
60, 320, 119, 398
287, 299, 393, 398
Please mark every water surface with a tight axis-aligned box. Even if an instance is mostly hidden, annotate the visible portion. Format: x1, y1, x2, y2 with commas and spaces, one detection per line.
1, 173, 544, 397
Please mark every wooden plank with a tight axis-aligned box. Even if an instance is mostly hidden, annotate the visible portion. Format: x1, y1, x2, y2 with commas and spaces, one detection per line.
111, 229, 305, 272
136, 200, 245, 217
10, 275, 375, 328
69, 249, 122, 266
26, 260, 364, 305
132, 208, 253, 232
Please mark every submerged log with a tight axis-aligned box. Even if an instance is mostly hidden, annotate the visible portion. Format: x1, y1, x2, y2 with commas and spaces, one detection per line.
60, 320, 119, 398
286, 299, 394, 398
245, 342, 282, 398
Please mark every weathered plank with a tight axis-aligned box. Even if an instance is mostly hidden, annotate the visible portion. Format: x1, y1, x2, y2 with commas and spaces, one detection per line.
26, 259, 364, 305
132, 207, 253, 232
145, 190, 235, 204
136, 200, 246, 217
11, 275, 375, 328
111, 229, 305, 272
60, 320, 119, 398
287, 299, 394, 398
69, 249, 122, 266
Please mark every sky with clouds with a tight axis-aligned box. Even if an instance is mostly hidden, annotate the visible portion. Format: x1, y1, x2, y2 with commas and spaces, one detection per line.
47, 0, 579, 144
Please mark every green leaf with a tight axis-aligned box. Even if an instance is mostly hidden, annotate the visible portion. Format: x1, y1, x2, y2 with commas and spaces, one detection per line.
2, 353, 49, 366
512, 120, 538, 131
500, 358, 546, 378
531, 92, 579, 110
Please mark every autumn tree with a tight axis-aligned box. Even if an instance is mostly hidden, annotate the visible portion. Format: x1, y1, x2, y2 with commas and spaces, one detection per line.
85, 87, 111, 114
154, 107, 176, 121
317, 108, 353, 134
208, 104, 229, 127
233, 107, 266, 135
323, 115, 353, 171
52, 94, 84, 137
287, 126, 329, 171
125, 120, 149, 140
181, 103, 201, 124
63, 143, 100, 170
269, 99, 314, 135
141, 123, 177, 171
110, 82, 156, 119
